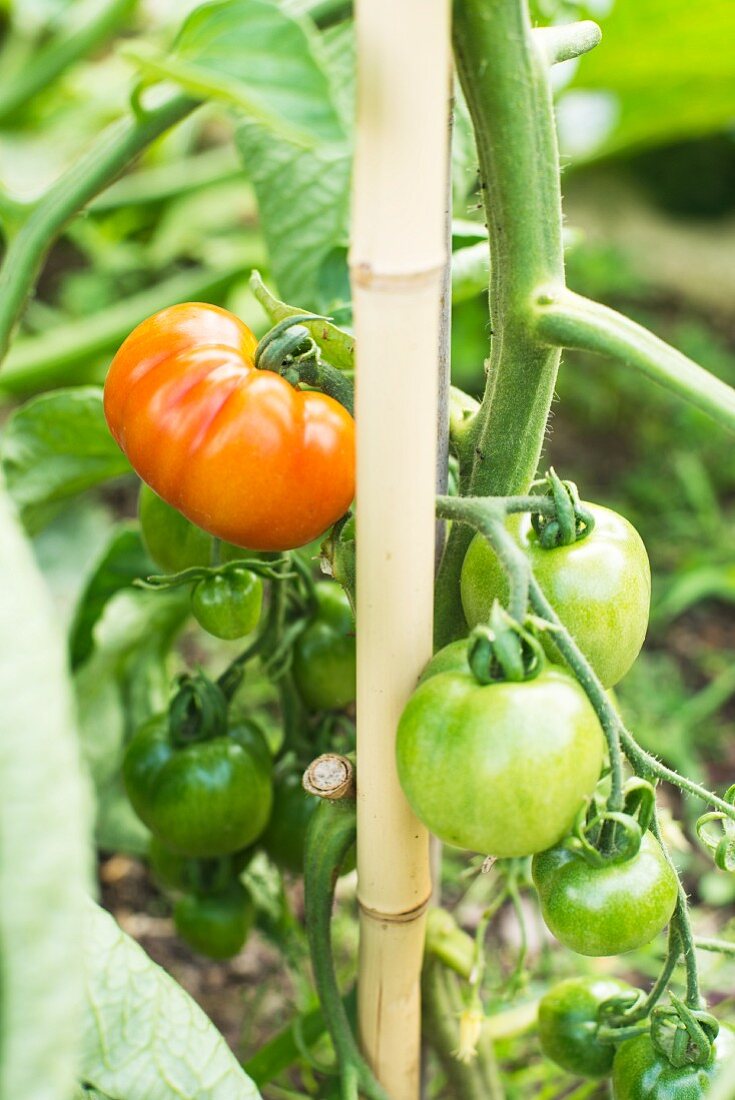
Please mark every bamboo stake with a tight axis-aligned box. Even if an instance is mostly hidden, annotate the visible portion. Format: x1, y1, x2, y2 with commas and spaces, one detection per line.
351, 2, 451, 1097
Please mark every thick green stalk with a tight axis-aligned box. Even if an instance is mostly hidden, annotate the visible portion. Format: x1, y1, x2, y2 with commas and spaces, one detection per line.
435, 0, 567, 645
0, 92, 197, 363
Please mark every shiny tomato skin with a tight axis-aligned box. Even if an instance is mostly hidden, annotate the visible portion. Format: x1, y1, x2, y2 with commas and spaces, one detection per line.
292, 582, 356, 711
612, 1027, 735, 1099
532, 832, 678, 957
460, 504, 651, 688
396, 667, 604, 857
138, 483, 242, 573
173, 882, 254, 960
538, 976, 638, 1078
105, 303, 355, 552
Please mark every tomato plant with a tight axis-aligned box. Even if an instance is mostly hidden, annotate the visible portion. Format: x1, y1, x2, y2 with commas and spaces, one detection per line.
1, 1, 734, 1098
138, 483, 243, 573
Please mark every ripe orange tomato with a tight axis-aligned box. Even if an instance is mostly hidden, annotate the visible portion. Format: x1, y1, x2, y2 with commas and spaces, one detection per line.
104, 303, 355, 552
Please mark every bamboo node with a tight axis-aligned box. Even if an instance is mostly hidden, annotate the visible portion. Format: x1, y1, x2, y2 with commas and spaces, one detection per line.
358, 894, 432, 924
349, 261, 446, 291
303, 753, 356, 800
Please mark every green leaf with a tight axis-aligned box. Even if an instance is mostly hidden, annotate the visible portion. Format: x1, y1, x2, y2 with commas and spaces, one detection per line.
74, 586, 188, 788
563, 0, 735, 159
80, 898, 262, 1100
0, 481, 91, 1100
237, 122, 350, 310
231, 7, 351, 309
130, 0, 344, 147
250, 270, 354, 370
69, 525, 154, 670
1, 387, 130, 533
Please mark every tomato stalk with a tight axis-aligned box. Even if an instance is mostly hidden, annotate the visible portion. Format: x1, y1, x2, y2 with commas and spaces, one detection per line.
435, 0, 578, 646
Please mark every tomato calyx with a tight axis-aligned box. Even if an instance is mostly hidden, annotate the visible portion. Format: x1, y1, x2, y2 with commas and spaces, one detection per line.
255, 314, 355, 415
650, 996, 720, 1069
697, 783, 735, 871
530, 467, 596, 549
168, 671, 229, 747
568, 778, 657, 868
467, 601, 545, 685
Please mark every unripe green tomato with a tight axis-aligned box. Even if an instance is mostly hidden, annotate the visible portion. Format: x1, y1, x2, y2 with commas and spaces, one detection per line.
261, 771, 318, 873
124, 714, 273, 857
260, 770, 356, 875
191, 567, 263, 640
532, 832, 678, 956
612, 1027, 735, 1098
460, 504, 651, 688
538, 976, 639, 1078
138, 483, 242, 573
174, 882, 254, 960
292, 582, 356, 711
419, 639, 471, 682
396, 667, 605, 857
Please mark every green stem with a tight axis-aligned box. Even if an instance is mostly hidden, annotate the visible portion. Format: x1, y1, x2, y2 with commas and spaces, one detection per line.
303, 799, 389, 1100
619, 728, 735, 825
651, 813, 702, 1010
422, 959, 504, 1100
436, 496, 530, 622
693, 938, 735, 957
0, 261, 248, 397
527, 574, 625, 813
436, 0, 569, 645
293, 357, 354, 416
424, 908, 475, 980
0, 0, 137, 125
0, 92, 197, 364
625, 925, 682, 1023
533, 289, 735, 434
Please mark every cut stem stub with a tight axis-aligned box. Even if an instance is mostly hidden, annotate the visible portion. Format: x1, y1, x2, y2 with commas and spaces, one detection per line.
303, 754, 356, 800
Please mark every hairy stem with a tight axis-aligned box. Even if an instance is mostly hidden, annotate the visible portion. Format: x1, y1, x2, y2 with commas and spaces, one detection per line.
0, 92, 197, 363
533, 289, 735, 433
651, 813, 702, 1010
435, 0, 571, 646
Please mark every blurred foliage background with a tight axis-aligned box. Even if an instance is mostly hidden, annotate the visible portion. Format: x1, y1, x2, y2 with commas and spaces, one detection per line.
0, 0, 733, 1096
